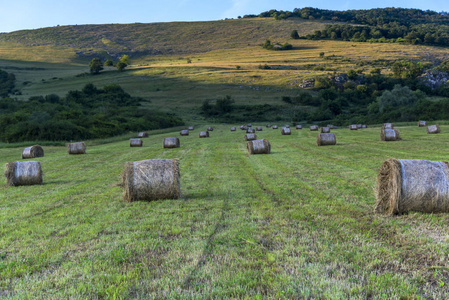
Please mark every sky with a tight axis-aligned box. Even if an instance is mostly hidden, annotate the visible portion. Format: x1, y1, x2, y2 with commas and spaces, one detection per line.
1, 0, 449, 33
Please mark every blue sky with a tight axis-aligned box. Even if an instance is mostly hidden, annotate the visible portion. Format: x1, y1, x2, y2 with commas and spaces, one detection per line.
1, 0, 449, 33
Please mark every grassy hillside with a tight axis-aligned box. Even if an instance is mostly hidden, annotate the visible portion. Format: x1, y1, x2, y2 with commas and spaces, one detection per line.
2, 124, 449, 298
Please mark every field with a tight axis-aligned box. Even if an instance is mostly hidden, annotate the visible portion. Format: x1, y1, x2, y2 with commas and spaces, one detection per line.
2, 124, 449, 298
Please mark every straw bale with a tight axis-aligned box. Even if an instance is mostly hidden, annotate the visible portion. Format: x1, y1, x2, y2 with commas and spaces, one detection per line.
281, 127, 291, 135
4, 161, 43, 186
357, 124, 362, 129
296, 125, 302, 129
122, 159, 181, 202
380, 128, 401, 141
67, 142, 86, 154
138, 132, 149, 138
230, 127, 236, 131
320, 127, 330, 133
375, 159, 449, 215
163, 137, 180, 148
327, 124, 338, 129
247, 123, 252, 127
188, 126, 194, 130
418, 121, 427, 127
383, 123, 394, 129
240, 125, 247, 130
180, 130, 189, 136
285, 125, 290, 128
245, 133, 257, 141
207, 127, 213, 131
256, 126, 263, 131
22, 145, 44, 159
266, 124, 271, 128
427, 125, 440, 134
362, 125, 367, 128
309, 125, 319, 131
199, 131, 209, 138
247, 128, 255, 133
272, 125, 278, 129
130, 138, 143, 147
247, 139, 271, 155
317, 133, 336, 146
349, 124, 358, 130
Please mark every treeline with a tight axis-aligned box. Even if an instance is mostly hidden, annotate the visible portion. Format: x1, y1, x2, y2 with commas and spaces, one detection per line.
0, 84, 183, 142
0, 69, 15, 97
244, 7, 449, 46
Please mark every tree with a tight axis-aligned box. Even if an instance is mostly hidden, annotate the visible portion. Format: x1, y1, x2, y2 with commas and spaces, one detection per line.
290, 30, 300, 39
116, 62, 127, 72
104, 59, 114, 67
119, 55, 130, 65
89, 58, 103, 74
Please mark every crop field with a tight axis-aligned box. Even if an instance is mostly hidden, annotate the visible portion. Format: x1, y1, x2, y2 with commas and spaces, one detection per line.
2, 124, 449, 298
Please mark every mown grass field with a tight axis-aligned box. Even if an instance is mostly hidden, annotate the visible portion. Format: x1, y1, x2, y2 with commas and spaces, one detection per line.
2, 124, 449, 298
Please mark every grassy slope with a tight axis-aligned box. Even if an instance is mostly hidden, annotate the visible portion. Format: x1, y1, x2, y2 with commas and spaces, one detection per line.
2, 125, 449, 298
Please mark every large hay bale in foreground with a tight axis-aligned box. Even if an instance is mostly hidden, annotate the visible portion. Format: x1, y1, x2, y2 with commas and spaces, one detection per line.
138, 132, 149, 138
418, 120, 427, 127
230, 127, 236, 131
130, 139, 143, 147
22, 145, 44, 159
317, 133, 336, 146
427, 125, 440, 134
245, 133, 257, 141
383, 123, 394, 129
247, 139, 271, 155
281, 127, 291, 135
320, 127, 330, 133
4, 161, 43, 186
163, 137, 180, 148
296, 125, 302, 129
207, 127, 213, 131
349, 124, 358, 130
122, 159, 181, 202
67, 142, 86, 154
380, 128, 401, 141
188, 126, 194, 130
256, 126, 263, 131
247, 128, 255, 133
309, 125, 318, 131
180, 130, 189, 136
272, 125, 278, 129
375, 159, 449, 215
199, 131, 209, 138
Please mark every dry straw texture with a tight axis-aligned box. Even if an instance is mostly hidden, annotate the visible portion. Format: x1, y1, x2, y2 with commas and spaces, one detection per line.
349, 124, 358, 130
281, 127, 291, 135
163, 137, 180, 148
199, 131, 209, 138
244, 133, 257, 141
247, 139, 271, 155
188, 126, 194, 130
380, 128, 401, 141
418, 121, 427, 127
296, 125, 302, 129
427, 124, 440, 134
4, 161, 43, 186
375, 159, 449, 215
122, 159, 181, 202
230, 127, 236, 131
207, 127, 214, 131
130, 139, 143, 147
309, 125, 318, 131
320, 127, 330, 133
180, 130, 189, 136
22, 145, 44, 159
67, 142, 86, 154
138, 132, 149, 138
317, 133, 336, 146
256, 126, 263, 131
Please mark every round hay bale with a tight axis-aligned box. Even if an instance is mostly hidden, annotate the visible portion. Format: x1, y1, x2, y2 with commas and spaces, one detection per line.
309, 125, 319, 131
320, 127, 330, 133
281, 127, 291, 135
349, 124, 358, 130
362, 125, 367, 128
375, 159, 449, 215
418, 120, 427, 127
427, 124, 440, 134
122, 159, 181, 202
245, 133, 257, 141
285, 125, 290, 128
207, 127, 213, 131
22, 145, 44, 159
383, 123, 394, 129
266, 124, 271, 128
272, 125, 278, 129
163, 137, 180, 148
256, 126, 263, 131
180, 130, 189, 136
296, 125, 302, 129
357, 124, 362, 129
247, 128, 255, 133
67, 142, 86, 154
317, 133, 336, 146
247, 123, 252, 127
327, 124, 338, 129
247, 139, 271, 155
230, 127, 236, 131
380, 128, 401, 141
188, 126, 194, 130
138, 132, 149, 138
130, 138, 143, 147
4, 161, 43, 186
240, 125, 247, 130
199, 131, 209, 138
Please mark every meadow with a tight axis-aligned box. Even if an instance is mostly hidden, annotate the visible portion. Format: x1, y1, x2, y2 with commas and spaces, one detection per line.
2, 124, 449, 298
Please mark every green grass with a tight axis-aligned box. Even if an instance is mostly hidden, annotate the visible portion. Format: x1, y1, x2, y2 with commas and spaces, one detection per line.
2, 124, 449, 298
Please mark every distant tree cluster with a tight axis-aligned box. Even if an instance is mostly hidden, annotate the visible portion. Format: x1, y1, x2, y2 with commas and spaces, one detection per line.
245, 7, 449, 47
0, 69, 16, 97
89, 54, 130, 74
262, 40, 293, 51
